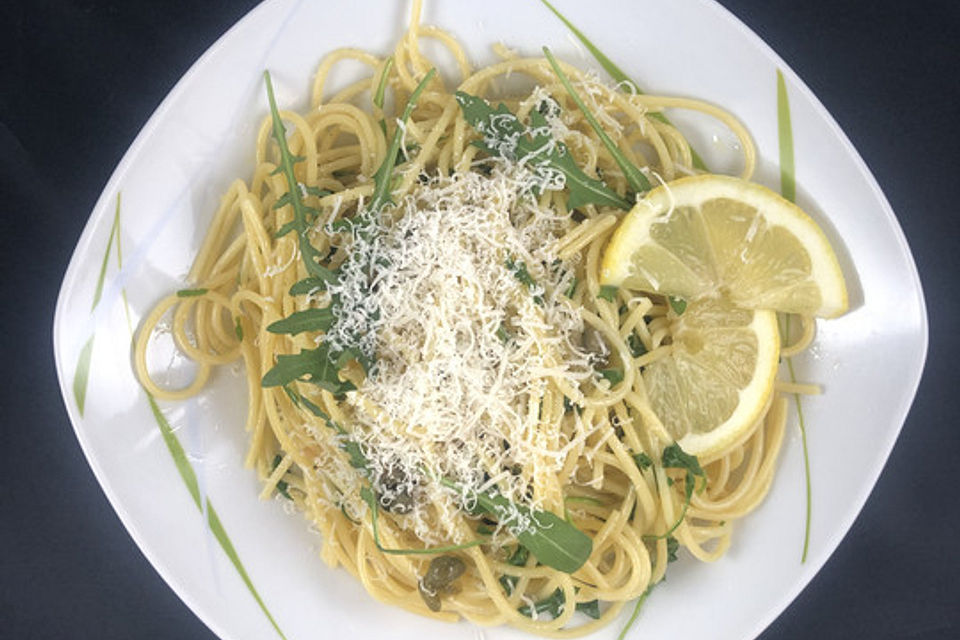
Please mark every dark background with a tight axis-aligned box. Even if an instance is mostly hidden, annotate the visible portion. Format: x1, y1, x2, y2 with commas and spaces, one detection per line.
2, 1, 957, 638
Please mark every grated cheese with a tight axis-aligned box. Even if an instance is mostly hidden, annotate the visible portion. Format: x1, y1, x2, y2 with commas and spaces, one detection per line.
325, 162, 600, 544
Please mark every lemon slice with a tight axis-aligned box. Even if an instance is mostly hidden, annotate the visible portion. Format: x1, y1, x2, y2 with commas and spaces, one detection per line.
600, 175, 848, 318
644, 298, 780, 457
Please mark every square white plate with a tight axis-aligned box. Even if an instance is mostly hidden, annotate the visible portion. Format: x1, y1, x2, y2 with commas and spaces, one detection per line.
53, 1, 927, 639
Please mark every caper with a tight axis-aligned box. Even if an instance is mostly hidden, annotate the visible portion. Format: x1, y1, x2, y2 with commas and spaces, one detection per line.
423, 555, 466, 590
418, 555, 466, 612
377, 466, 416, 514
417, 581, 441, 612
581, 327, 609, 365
537, 96, 561, 118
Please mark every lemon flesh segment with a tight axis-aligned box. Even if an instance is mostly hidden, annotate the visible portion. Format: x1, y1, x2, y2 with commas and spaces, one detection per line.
600, 175, 848, 318
643, 298, 780, 457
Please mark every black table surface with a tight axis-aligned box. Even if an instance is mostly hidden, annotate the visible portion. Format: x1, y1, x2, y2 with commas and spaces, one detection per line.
2, 1, 958, 638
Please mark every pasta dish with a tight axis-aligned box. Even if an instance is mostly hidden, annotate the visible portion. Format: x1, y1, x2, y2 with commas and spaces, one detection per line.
134, 1, 848, 636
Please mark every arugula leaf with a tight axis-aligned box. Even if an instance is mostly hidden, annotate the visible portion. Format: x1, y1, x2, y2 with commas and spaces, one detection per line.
517, 588, 600, 620
577, 599, 601, 619
617, 584, 654, 640
519, 588, 565, 618
176, 288, 207, 297
599, 368, 624, 386
538, 0, 708, 171
274, 220, 298, 239
505, 258, 544, 305
270, 455, 292, 500
289, 277, 326, 296
644, 443, 705, 541
373, 57, 394, 110
507, 544, 530, 567
597, 285, 618, 302
455, 484, 592, 574
359, 487, 484, 555
543, 46, 651, 195
668, 295, 687, 316
285, 387, 370, 470
627, 333, 647, 357
368, 69, 436, 215
234, 318, 244, 341
303, 185, 332, 198
666, 536, 679, 563
266, 308, 335, 335
373, 57, 395, 137
633, 452, 653, 471
299, 237, 340, 283
261, 344, 356, 396
339, 440, 369, 471
661, 442, 704, 479
264, 71, 339, 284
499, 544, 531, 595
455, 91, 630, 211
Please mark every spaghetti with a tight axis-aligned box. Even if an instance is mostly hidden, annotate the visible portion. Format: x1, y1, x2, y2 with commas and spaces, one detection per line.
134, 2, 818, 636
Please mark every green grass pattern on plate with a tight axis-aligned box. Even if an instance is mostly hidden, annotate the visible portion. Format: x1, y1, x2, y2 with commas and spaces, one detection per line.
73, 192, 288, 639
145, 395, 288, 639
72, 194, 122, 416
776, 69, 812, 563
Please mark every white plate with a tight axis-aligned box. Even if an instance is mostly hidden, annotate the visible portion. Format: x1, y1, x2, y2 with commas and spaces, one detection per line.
52, 1, 927, 639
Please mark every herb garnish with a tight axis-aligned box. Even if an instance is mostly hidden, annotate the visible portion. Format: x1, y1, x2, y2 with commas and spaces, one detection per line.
633, 452, 653, 471
438, 477, 592, 574
176, 288, 208, 297
517, 588, 600, 620
543, 46, 651, 196
577, 598, 601, 619
288, 277, 325, 296
264, 71, 338, 285
498, 544, 530, 595
373, 56, 395, 137
292, 397, 591, 570
564, 495, 604, 507
455, 91, 630, 211
266, 308, 335, 336
369, 69, 436, 215
599, 368, 624, 386
538, 0, 708, 171
666, 535, 680, 563
617, 585, 654, 640
643, 443, 705, 541
668, 295, 687, 316
506, 258, 545, 305
269, 455, 292, 500
597, 285, 618, 302
360, 487, 485, 556
261, 344, 357, 395
260, 69, 436, 390
627, 333, 647, 357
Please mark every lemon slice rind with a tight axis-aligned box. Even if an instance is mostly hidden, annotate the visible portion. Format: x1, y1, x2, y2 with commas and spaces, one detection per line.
601, 175, 848, 318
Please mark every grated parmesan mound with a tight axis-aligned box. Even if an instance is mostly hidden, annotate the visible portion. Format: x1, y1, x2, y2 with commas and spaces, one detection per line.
326, 163, 599, 544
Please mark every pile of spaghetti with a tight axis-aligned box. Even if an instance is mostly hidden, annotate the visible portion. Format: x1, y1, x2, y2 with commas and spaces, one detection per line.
134, 2, 839, 636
